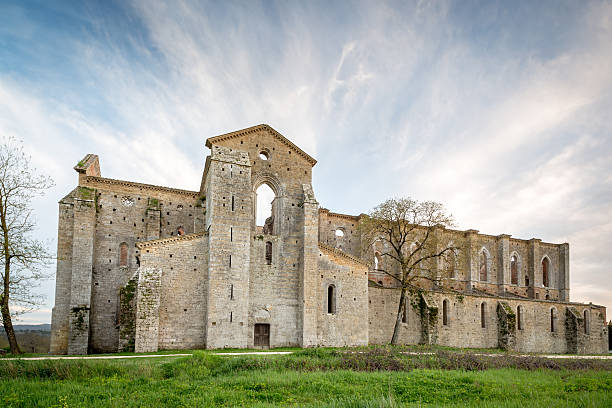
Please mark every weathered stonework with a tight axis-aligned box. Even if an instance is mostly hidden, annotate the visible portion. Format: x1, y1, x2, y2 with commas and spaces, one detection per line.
50, 124, 607, 354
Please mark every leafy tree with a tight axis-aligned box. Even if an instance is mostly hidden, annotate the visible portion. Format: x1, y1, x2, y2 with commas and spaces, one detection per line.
360, 197, 456, 345
0, 137, 54, 354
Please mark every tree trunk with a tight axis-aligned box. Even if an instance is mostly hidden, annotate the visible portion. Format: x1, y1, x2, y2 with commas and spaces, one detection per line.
1, 292, 21, 354
390, 286, 407, 345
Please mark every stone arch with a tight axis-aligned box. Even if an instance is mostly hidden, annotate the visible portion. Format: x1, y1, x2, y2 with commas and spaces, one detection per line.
327, 284, 337, 314
541, 255, 551, 288
479, 247, 491, 282
510, 251, 521, 285
442, 299, 449, 326
252, 173, 283, 234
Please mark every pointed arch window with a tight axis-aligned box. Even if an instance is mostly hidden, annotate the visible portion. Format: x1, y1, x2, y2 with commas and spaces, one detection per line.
510, 254, 518, 285
479, 250, 488, 282
542, 257, 550, 287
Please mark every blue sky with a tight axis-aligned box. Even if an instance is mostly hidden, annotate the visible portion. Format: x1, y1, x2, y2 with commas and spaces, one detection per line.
0, 0, 611, 324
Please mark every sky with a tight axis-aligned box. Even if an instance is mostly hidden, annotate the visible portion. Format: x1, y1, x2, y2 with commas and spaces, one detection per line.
0, 0, 610, 324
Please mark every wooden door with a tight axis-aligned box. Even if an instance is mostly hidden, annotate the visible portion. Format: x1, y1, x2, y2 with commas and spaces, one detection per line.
254, 324, 270, 348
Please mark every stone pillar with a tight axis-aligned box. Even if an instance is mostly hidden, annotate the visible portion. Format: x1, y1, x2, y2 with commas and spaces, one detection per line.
465, 230, 479, 291
67, 188, 97, 355
205, 145, 251, 349
527, 238, 541, 299
134, 267, 162, 353
559, 243, 570, 302
496, 301, 516, 351
300, 183, 319, 347
496, 234, 510, 295
50, 199, 75, 354
146, 199, 161, 241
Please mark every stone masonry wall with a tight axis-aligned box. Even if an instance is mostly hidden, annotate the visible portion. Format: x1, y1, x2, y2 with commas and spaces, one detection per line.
317, 244, 369, 346
368, 287, 607, 353
137, 234, 209, 350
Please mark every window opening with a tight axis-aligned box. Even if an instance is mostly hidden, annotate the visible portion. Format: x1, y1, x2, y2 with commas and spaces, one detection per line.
230, 227, 233, 242
229, 255, 232, 268
259, 151, 269, 160
481, 303, 486, 328
231, 195, 235, 211
443, 299, 449, 325
265, 241, 272, 265
511, 254, 518, 285
542, 257, 550, 287
517, 306, 523, 330
119, 242, 128, 267
479, 250, 488, 281
374, 252, 381, 270
256, 183, 275, 233
230, 284, 234, 300
327, 285, 336, 314
584, 310, 589, 334
335, 229, 344, 237
177, 226, 185, 236
550, 308, 556, 332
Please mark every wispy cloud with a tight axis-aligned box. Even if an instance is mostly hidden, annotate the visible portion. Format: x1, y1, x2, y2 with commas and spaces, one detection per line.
0, 0, 610, 322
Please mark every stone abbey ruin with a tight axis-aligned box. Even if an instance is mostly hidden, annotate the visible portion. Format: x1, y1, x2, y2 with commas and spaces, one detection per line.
50, 124, 607, 354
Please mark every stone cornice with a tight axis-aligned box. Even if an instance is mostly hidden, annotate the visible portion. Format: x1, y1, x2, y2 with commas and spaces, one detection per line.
318, 242, 368, 267
319, 208, 361, 221
136, 231, 208, 249
83, 176, 199, 198
205, 124, 317, 166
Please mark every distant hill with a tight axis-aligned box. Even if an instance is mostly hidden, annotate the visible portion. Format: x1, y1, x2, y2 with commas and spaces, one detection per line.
1, 324, 51, 332
1, 324, 51, 353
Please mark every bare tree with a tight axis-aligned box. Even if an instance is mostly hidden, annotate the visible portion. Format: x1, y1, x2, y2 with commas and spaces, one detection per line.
360, 197, 456, 345
0, 137, 53, 354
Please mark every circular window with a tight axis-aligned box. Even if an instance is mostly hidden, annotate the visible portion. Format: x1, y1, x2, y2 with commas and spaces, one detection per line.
335, 229, 345, 237
259, 151, 269, 160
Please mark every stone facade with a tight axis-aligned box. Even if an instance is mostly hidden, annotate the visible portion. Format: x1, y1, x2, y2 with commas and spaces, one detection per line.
50, 124, 608, 354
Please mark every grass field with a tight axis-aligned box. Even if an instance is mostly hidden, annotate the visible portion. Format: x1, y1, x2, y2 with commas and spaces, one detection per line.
1, 347, 611, 407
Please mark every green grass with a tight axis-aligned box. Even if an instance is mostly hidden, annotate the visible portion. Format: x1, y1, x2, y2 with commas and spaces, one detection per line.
1, 348, 611, 407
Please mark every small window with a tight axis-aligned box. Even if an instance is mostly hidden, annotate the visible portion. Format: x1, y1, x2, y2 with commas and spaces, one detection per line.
583, 309, 590, 334
265, 241, 272, 265
442, 299, 449, 326
259, 151, 269, 160
335, 229, 344, 238
481, 303, 486, 328
510, 254, 518, 285
517, 305, 523, 330
327, 285, 336, 314
550, 308, 557, 332
177, 226, 185, 236
119, 242, 128, 267
525, 275, 530, 287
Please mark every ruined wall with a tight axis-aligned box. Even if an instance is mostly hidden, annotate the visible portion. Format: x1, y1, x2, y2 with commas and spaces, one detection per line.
317, 244, 369, 346
368, 287, 607, 353
49, 191, 76, 354
318, 209, 361, 257
136, 234, 209, 350
83, 178, 199, 353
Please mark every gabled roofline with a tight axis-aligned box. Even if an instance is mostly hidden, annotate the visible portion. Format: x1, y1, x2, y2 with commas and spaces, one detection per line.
205, 124, 317, 166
